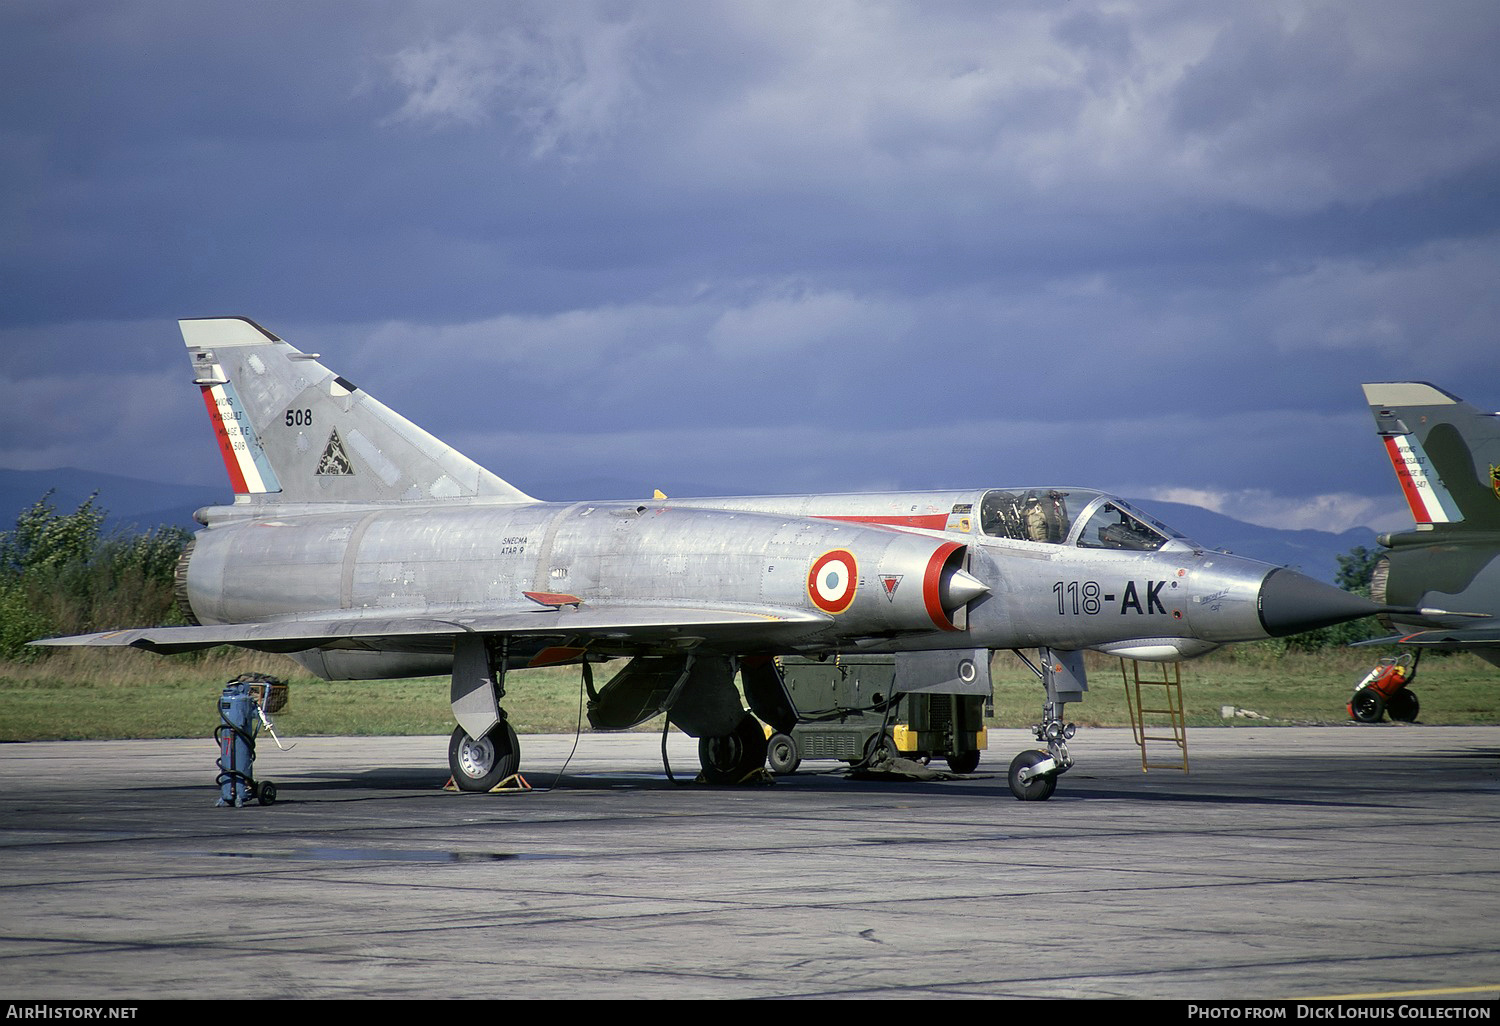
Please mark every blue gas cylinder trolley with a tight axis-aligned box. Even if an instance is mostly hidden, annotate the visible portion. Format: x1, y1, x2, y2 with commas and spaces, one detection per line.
215, 673, 287, 807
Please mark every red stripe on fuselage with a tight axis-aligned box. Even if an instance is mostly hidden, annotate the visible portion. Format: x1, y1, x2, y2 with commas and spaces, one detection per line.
201, 386, 249, 494
817, 513, 950, 531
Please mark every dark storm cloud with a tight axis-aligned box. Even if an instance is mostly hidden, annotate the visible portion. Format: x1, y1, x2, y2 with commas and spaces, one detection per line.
2, 1, 1497, 534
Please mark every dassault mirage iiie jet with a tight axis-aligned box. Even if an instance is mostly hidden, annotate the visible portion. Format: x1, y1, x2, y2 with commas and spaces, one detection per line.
1357, 382, 1500, 697
39, 318, 1379, 799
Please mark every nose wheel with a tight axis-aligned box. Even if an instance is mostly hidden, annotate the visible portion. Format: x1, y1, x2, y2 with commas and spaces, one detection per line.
1009, 713, 1073, 801
1008, 750, 1058, 801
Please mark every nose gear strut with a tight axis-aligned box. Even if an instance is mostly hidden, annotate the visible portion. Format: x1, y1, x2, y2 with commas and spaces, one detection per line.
1008, 649, 1083, 801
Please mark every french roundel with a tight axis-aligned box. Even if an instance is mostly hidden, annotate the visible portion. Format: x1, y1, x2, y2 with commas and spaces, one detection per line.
808, 549, 858, 614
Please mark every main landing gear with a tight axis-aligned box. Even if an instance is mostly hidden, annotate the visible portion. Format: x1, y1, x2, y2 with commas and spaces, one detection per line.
698, 712, 771, 784
448, 718, 521, 792
1007, 648, 1084, 801
447, 635, 526, 792
445, 639, 796, 791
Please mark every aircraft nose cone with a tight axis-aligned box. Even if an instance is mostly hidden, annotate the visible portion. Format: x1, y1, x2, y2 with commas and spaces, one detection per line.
1257, 568, 1379, 637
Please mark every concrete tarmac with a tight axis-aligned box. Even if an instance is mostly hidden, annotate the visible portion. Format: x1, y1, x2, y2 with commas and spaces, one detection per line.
2, 726, 1498, 1001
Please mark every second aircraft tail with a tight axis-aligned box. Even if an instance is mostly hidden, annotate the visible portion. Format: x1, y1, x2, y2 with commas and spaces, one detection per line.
1363, 381, 1500, 531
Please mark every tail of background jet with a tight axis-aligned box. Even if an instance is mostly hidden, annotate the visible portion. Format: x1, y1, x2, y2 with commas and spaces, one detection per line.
1362, 381, 1500, 532
183, 317, 535, 506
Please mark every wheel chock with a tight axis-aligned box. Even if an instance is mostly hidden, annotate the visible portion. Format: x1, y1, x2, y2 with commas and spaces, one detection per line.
443, 773, 531, 793
694, 767, 776, 786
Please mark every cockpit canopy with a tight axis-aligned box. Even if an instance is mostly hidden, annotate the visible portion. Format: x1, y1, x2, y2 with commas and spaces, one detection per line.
977, 489, 1190, 552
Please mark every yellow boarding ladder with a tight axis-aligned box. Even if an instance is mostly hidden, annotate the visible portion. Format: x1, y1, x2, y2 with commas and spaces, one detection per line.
1120, 659, 1189, 773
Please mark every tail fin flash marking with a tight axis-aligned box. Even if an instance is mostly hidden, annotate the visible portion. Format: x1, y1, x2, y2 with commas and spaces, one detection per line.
198, 366, 282, 496
1381, 433, 1462, 525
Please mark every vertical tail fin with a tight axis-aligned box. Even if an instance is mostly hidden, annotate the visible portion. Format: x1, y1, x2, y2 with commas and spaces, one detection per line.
1363, 381, 1500, 530
183, 317, 534, 505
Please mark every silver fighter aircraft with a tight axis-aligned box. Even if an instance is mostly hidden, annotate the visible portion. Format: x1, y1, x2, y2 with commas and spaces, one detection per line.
39, 317, 1379, 799
1358, 382, 1500, 685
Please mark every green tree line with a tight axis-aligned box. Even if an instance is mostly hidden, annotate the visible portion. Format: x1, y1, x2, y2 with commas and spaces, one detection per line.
0, 493, 191, 659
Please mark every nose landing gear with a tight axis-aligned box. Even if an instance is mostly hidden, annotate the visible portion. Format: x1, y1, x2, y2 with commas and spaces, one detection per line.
1008, 649, 1083, 801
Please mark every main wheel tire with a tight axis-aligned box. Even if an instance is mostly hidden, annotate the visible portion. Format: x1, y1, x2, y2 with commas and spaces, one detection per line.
1350, 688, 1386, 723
1387, 689, 1420, 722
698, 715, 769, 784
767, 733, 801, 775
1008, 750, 1057, 801
945, 750, 981, 774
449, 721, 522, 792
